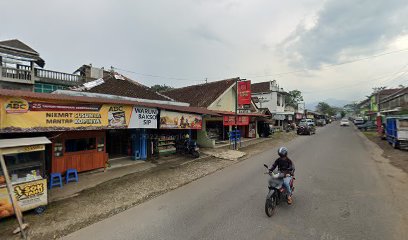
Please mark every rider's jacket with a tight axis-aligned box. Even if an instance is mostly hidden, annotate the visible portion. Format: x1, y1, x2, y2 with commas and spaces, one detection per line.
269, 157, 295, 175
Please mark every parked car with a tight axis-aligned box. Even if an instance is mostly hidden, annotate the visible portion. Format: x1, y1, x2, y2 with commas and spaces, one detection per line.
340, 119, 350, 126
386, 116, 408, 149
353, 117, 365, 125
297, 122, 316, 135
300, 118, 315, 127
357, 121, 377, 131
316, 119, 327, 126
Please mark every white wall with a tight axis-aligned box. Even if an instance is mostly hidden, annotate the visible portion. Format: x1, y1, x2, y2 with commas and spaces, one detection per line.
253, 91, 286, 113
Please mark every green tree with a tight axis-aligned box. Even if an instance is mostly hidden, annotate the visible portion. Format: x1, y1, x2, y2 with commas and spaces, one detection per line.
150, 84, 174, 92
316, 102, 336, 116
285, 90, 304, 107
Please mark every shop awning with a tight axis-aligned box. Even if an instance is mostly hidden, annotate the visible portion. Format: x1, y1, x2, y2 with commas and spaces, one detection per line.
273, 112, 294, 115
214, 110, 269, 117
0, 137, 51, 149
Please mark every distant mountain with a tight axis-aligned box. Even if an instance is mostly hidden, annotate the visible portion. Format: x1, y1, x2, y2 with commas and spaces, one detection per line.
306, 99, 351, 110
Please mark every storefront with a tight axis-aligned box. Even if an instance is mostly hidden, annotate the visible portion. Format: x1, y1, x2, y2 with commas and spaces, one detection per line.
0, 96, 133, 174
51, 130, 107, 173
223, 115, 252, 138
205, 117, 228, 141
157, 110, 202, 157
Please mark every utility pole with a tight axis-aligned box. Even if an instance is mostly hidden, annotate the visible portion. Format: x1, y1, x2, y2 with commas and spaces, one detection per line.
234, 78, 238, 150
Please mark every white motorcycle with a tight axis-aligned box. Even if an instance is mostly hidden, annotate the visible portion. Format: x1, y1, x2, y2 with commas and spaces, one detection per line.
263, 164, 295, 217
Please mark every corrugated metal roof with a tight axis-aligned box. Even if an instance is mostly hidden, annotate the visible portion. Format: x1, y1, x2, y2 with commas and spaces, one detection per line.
0, 89, 219, 116
0, 137, 51, 149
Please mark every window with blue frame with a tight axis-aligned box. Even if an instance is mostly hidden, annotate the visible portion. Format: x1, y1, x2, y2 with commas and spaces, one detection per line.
34, 83, 66, 93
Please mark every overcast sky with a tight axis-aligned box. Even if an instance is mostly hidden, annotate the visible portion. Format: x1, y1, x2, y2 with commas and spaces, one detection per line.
2, 0, 408, 105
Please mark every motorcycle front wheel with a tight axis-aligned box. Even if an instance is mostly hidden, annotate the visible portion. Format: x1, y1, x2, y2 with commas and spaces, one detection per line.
265, 197, 276, 217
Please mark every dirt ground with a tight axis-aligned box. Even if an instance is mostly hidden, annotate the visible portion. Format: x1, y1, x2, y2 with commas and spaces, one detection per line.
0, 132, 296, 240
363, 132, 408, 174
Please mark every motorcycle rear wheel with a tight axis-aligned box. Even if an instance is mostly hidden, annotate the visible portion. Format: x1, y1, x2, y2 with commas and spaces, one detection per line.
192, 151, 200, 158
265, 197, 276, 217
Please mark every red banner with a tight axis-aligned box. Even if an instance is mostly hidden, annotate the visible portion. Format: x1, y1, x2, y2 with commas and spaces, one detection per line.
238, 80, 251, 106
223, 115, 250, 126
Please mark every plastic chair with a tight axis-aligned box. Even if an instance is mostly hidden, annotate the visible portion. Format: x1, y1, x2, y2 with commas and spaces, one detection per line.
49, 173, 63, 189
66, 169, 78, 184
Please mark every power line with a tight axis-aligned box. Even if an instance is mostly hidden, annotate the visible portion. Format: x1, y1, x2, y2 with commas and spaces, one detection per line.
111, 47, 408, 83
247, 48, 408, 78
112, 66, 204, 82
302, 62, 408, 93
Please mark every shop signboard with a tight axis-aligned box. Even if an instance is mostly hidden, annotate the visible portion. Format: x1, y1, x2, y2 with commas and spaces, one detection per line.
223, 115, 250, 126
0, 97, 133, 132
273, 114, 285, 120
160, 110, 202, 129
128, 107, 158, 129
238, 80, 251, 107
297, 102, 305, 114
0, 179, 47, 219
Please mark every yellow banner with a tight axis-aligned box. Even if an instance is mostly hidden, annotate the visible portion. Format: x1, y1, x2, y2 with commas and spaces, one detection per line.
0, 179, 47, 218
0, 97, 132, 132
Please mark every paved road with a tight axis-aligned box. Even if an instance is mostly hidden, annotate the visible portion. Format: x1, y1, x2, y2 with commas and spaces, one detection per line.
64, 124, 402, 240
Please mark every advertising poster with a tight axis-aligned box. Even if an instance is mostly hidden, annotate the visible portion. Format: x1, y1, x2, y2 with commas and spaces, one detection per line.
0, 97, 132, 132
128, 107, 158, 129
0, 179, 47, 219
223, 115, 250, 126
237, 80, 251, 106
160, 110, 202, 129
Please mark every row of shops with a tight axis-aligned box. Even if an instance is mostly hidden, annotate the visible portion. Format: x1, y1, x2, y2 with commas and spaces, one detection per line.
0, 90, 266, 177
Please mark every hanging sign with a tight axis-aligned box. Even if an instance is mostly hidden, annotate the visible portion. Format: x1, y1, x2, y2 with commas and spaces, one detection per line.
238, 80, 251, 106
160, 110, 202, 129
0, 97, 132, 132
223, 115, 250, 126
128, 107, 158, 129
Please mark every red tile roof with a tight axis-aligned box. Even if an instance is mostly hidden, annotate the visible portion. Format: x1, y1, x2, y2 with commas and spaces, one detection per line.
74, 73, 170, 101
163, 78, 237, 107
0, 89, 219, 116
251, 82, 270, 93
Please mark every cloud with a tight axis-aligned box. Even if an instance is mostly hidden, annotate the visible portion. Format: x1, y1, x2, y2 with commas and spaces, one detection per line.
188, 24, 225, 44
280, 0, 408, 69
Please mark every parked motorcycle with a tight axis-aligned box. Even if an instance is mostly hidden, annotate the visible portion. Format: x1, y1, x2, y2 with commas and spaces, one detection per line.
297, 123, 315, 135
176, 139, 200, 158
263, 164, 295, 217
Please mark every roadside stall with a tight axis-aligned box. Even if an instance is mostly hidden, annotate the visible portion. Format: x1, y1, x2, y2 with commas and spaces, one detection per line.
0, 137, 51, 220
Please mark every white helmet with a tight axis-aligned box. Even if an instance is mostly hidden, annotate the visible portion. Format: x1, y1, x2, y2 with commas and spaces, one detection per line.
278, 147, 288, 157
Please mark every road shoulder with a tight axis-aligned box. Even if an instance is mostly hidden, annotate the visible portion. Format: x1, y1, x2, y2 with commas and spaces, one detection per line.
356, 130, 408, 239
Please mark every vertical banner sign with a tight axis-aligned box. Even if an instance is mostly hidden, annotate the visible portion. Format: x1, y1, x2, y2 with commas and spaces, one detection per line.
128, 107, 158, 129
237, 80, 251, 107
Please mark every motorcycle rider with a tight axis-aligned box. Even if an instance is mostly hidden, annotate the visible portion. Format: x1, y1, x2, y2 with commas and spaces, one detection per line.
269, 147, 295, 204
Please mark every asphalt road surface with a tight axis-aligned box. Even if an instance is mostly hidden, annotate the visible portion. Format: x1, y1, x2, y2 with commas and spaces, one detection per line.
64, 124, 402, 240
